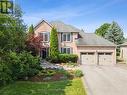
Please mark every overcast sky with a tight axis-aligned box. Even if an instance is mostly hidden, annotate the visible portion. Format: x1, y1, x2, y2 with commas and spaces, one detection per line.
16, 0, 127, 36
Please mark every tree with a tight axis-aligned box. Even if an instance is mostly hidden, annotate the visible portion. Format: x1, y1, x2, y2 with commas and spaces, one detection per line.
25, 33, 43, 56
95, 23, 111, 37
0, 5, 26, 52
28, 24, 34, 34
105, 21, 125, 45
50, 27, 59, 60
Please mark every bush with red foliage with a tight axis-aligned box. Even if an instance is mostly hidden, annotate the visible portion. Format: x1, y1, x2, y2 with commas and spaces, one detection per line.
25, 33, 44, 56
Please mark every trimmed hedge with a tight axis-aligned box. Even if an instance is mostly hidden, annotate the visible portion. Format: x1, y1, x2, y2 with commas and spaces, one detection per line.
59, 54, 78, 63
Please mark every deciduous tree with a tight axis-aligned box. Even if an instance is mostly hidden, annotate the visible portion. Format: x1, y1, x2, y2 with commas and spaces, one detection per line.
95, 23, 110, 37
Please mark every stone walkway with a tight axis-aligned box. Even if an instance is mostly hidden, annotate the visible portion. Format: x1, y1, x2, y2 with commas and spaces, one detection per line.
40, 60, 80, 70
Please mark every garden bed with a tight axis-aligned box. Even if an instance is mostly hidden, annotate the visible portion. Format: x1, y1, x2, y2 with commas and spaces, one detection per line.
29, 69, 83, 82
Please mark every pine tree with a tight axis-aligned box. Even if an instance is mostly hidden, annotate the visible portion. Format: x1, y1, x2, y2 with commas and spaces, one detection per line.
28, 24, 34, 34
105, 21, 125, 45
50, 27, 59, 60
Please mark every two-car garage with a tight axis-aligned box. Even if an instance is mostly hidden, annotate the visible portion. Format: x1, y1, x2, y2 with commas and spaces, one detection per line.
81, 52, 113, 65
80, 52, 113, 65
76, 33, 116, 65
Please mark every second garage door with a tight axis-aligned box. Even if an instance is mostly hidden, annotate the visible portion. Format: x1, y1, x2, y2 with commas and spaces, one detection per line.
98, 53, 112, 65
81, 52, 95, 64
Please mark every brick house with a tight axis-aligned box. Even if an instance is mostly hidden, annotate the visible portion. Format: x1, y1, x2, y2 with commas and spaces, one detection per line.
34, 20, 116, 65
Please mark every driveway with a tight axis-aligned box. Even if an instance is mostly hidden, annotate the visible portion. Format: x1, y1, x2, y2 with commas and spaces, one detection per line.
81, 64, 127, 95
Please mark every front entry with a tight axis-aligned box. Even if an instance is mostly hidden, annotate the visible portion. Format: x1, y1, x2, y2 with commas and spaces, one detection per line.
40, 48, 49, 58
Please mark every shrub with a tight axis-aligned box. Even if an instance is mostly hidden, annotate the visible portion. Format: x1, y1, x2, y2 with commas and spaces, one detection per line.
39, 69, 56, 77
7, 51, 41, 80
74, 70, 83, 77
0, 61, 12, 86
59, 54, 78, 63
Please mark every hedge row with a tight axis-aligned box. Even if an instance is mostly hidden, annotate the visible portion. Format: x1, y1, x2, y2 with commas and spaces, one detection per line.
48, 54, 78, 63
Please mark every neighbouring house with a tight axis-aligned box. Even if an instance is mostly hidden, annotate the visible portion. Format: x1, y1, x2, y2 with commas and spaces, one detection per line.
120, 42, 127, 62
34, 20, 116, 65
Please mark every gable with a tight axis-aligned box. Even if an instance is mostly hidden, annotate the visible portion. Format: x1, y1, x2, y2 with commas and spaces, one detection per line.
34, 20, 52, 37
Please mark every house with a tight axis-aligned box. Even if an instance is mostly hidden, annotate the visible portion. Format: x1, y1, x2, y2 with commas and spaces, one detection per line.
120, 42, 127, 62
34, 20, 116, 65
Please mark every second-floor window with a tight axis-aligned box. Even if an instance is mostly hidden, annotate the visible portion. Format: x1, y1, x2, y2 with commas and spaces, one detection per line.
62, 33, 71, 42
39, 32, 49, 42
61, 47, 72, 54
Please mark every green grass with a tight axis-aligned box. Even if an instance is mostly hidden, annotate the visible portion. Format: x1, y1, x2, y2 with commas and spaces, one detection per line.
0, 78, 86, 95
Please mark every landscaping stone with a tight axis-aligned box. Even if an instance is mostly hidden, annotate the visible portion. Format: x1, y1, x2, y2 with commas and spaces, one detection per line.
43, 77, 52, 81
40, 60, 80, 70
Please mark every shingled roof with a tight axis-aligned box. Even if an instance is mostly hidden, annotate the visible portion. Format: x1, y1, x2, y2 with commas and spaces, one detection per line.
76, 32, 116, 46
50, 21, 82, 33
34, 20, 116, 47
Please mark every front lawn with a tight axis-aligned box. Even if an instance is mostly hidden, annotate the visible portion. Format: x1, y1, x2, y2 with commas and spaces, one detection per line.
0, 78, 86, 95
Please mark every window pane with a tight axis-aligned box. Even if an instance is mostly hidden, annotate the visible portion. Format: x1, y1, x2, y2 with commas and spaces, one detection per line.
63, 34, 66, 41
63, 48, 66, 53
67, 48, 70, 54
39, 33, 43, 41
44, 34, 48, 41
67, 33, 71, 41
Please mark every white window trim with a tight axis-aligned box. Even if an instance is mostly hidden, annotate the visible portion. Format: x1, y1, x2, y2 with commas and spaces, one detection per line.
61, 47, 72, 54
62, 33, 71, 42
39, 32, 50, 42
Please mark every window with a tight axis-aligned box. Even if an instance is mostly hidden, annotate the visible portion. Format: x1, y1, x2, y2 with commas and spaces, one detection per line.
62, 33, 71, 42
61, 47, 71, 54
39, 32, 49, 42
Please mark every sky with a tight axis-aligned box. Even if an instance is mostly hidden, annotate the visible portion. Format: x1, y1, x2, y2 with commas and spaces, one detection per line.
16, 0, 127, 36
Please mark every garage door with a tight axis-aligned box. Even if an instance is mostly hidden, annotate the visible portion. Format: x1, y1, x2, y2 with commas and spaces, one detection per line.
98, 53, 112, 65
81, 52, 95, 64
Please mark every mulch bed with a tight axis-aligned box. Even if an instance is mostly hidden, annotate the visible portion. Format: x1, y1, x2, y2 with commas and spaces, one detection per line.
29, 73, 73, 82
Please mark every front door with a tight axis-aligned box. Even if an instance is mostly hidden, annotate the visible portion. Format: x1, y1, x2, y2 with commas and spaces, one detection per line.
41, 48, 49, 58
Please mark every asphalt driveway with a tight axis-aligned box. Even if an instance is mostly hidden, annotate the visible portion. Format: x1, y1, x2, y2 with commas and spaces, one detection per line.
81, 64, 127, 95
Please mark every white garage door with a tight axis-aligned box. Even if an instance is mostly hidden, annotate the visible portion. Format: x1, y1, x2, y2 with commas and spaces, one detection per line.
81, 52, 95, 64
98, 53, 112, 65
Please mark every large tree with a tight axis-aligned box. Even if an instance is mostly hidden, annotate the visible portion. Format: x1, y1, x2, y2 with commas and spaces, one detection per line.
0, 5, 26, 52
95, 23, 111, 37
50, 27, 59, 60
105, 21, 125, 45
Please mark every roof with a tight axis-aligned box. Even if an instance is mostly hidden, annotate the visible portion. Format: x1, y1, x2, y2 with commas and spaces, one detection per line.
120, 42, 127, 46
76, 32, 116, 47
34, 19, 116, 47
50, 21, 82, 33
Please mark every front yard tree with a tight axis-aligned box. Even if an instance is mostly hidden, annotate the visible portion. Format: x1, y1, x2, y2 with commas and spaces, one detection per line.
0, 5, 26, 52
50, 27, 59, 61
95, 23, 111, 37
105, 21, 125, 45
